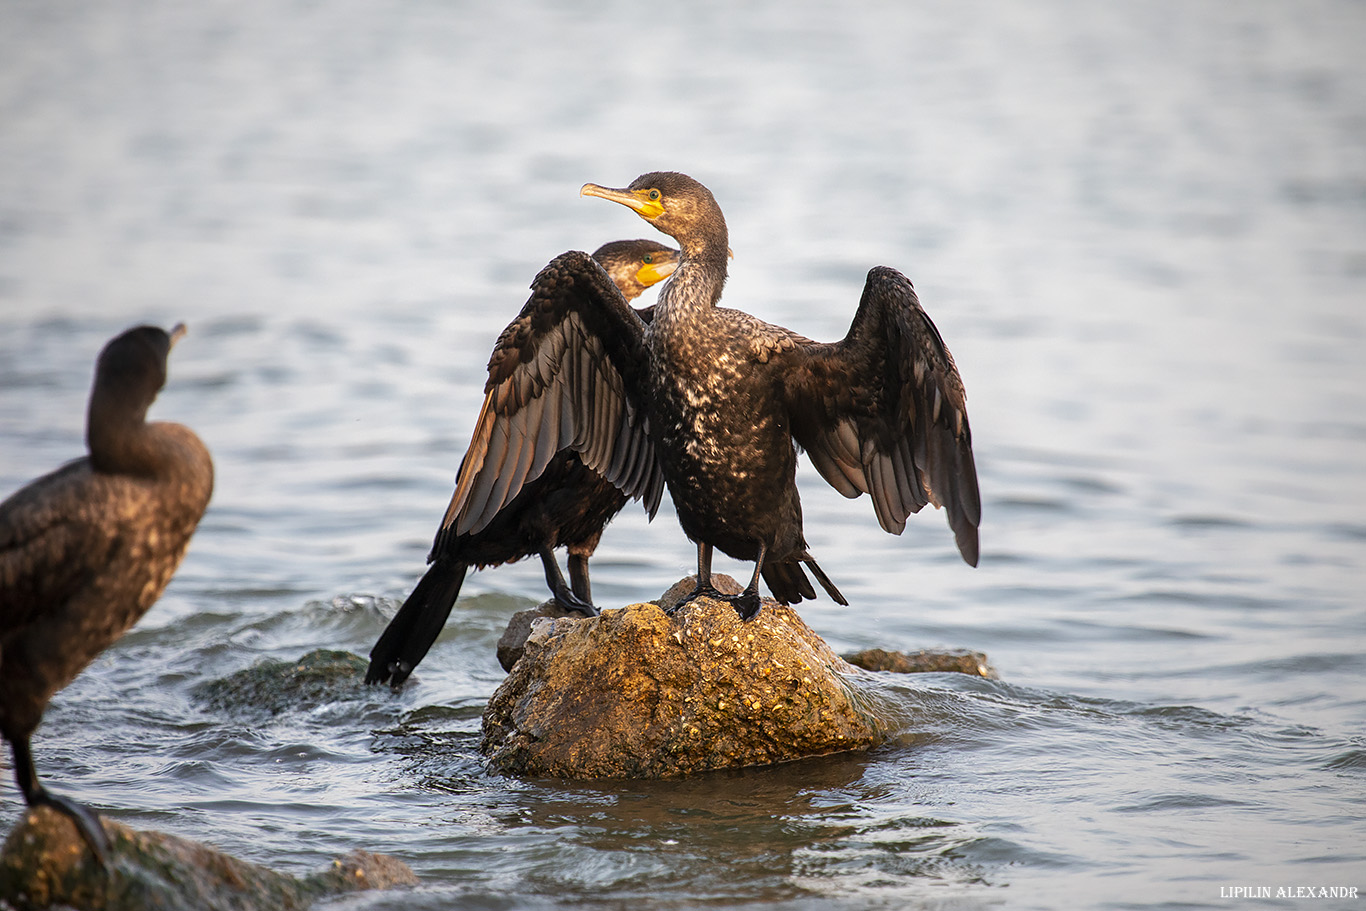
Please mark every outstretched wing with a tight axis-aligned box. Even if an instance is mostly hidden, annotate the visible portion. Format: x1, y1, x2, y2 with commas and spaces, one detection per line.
437, 251, 664, 543
783, 266, 980, 566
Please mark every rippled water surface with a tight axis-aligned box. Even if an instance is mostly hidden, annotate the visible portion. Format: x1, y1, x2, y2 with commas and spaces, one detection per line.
2, 1, 1364, 908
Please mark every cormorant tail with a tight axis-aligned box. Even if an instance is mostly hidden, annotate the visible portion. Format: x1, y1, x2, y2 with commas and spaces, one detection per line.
366, 558, 469, 687
760, 560, 818, 605
801, 554, 848, 605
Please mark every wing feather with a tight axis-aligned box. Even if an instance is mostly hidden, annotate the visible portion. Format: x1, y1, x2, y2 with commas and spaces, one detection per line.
440, 251, 660, 537
456, 411, 513, 535
531, 387, 561, 479
785, 266, 980, 565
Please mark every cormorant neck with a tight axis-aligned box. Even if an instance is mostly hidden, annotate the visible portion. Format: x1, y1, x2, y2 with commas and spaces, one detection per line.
659, 252, 728, 317
661, 215, 729, 315
679, 226, 728, 265
86, 390, 161, 476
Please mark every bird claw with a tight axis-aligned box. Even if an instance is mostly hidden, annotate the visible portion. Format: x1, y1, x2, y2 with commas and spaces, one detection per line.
729, 589, 763, 621
664, 583, 725, 616
34, 790, 111, 864
665, 584, 761, 620
554, 592, 599, 617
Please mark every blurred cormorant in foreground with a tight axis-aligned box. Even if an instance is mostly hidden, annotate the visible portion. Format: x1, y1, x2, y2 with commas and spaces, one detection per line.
365, 239, 679, 687
0, 324, 213, 857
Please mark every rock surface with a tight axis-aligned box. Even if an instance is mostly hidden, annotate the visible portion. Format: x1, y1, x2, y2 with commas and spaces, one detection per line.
496, 601, 590, 673
481, 581, 897, 778
843, 647, 996, 678
494, 575, 749, 675
0, 806, 415, 911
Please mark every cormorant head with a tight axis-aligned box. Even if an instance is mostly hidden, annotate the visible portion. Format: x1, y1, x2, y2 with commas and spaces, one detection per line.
93, 324, 183, 404
87, 324, 185, 467
581, 172, 728, 262
590, 239, 680, 302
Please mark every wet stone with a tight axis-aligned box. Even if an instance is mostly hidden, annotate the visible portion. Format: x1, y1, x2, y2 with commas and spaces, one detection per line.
842, 647, 996, 678
481, 579, 897, 779
496, 601, 594, 673
0, 805, 416, 911
496, 576, 749, 674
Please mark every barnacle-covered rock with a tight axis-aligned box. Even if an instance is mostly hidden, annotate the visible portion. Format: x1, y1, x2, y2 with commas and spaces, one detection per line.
481, 578, 895, 778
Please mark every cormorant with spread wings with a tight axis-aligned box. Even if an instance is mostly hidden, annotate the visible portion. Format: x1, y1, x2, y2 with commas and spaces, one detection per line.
412, 170, 979, 627
366, 240, 678, 687
581, 172, 979, 619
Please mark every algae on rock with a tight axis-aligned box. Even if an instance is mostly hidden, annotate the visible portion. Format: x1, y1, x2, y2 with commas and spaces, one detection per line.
191, 648, 369, 716
843, 647, 996, 678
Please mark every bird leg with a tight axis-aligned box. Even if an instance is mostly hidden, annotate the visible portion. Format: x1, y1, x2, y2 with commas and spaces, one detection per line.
567, 553, 592, 605
10, 737, 110, 862
727, 543, 767, 621
539, 548, 598, 616
666, 542, 723, 615
669, 541, 763, 619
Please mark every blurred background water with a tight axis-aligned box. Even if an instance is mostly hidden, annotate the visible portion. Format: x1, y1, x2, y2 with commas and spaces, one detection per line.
2, 1, 1364, 908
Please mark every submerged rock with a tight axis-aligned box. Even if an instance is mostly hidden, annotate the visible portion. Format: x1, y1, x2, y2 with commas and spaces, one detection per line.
481, 580, 896, 778
191, 648, 369, 716
843, 647, 996, 678
0, 806, 416, 911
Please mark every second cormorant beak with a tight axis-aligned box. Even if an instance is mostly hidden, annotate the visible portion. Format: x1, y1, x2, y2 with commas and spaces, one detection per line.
169, 322, 188, 347
638, 255, 679, 287
581, 182, 666, 221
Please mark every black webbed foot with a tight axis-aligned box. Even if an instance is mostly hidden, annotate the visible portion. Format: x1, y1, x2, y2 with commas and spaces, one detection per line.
665, 583, 727, 616
542, 549, 599, 617
552, 589, 599, 617
556, 597, 599, 617
32, 788, 111, 863
727, 588, 764, 621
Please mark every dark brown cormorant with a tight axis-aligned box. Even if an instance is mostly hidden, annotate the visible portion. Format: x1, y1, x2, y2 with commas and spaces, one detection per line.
409, 172, 978, 628
0, 324, 213, 857
365, 239, 679, 687
435, 171, 978, 623
579, 172, 979, 619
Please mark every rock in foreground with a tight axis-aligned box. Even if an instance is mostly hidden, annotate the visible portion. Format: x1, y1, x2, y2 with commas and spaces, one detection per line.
0, 806, 415, 911
481, 585, 895, 778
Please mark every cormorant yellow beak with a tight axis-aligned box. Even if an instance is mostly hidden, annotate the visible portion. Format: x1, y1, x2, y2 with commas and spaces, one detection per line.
581, 183, 666, 221
635, 257, 678, 287
169, 323, 188, 347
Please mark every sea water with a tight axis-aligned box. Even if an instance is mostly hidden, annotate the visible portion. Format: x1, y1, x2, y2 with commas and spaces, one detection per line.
1, 2, 1363, 908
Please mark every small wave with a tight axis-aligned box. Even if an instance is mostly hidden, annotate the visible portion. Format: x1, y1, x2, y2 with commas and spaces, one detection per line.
1114, 792, 1250, 813
1169, 513, 1254, 530
1320, 748, 1366, 772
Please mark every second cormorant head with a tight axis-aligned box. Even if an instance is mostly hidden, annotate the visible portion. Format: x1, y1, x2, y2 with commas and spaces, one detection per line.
590, 239, 679, 302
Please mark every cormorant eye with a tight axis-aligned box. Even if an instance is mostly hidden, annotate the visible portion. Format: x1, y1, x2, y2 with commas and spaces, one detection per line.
648, 189, 661, 201
642, 254, 653, 264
